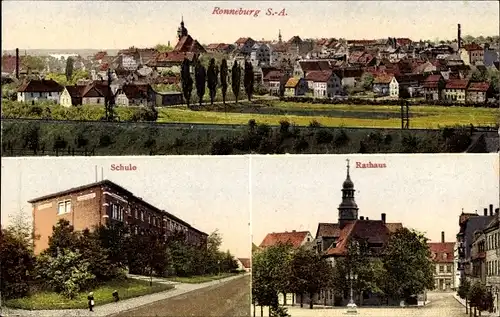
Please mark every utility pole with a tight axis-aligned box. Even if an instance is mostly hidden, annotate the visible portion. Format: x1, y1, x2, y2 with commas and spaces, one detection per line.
401, 99, 410, 129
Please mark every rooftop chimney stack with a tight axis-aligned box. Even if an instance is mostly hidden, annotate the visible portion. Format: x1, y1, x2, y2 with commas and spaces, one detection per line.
496, 208, 499, 214
457, 24, 461, 50
484, 208, 488, 216
381, 213, 386, 224
441, 231, 445, 243
15, 48, 19, 79
490, 204, 494, 216
360, 216, 365, 220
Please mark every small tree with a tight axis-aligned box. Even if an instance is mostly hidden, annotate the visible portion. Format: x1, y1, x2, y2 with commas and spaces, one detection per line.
244, 61, 255, 101
361, 73, 374, 91
181, 58, 194, 109
36, 249, 95, 299
207, 58, 218, 105
220, 59, 229, 107
44, 219, 80, 257
65, 57, 74, 82
231, 60, 241, 103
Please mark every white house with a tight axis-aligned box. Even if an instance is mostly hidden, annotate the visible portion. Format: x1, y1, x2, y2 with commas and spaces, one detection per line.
389, 76, 399, 98
236, 258, 251, 272
115, 84, 152, 107
17, 79, 64, 104
305, 70, 342, 98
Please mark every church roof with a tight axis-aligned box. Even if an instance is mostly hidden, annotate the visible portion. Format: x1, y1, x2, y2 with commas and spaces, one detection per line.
174, 35, 206, 53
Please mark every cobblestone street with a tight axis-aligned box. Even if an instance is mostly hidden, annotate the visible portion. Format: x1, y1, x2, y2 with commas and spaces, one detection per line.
253, 292, 485, 317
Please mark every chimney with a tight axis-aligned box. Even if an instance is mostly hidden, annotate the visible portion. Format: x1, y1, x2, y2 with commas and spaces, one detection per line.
15, 48, 19, 79
441, 231, 445, 243
484, 208, 488, 216
381, 213, 386, 224
490, 204, 494, 216
360, 216, 365, 220
366, 217, 369, 220
457, 24, 461, 50
496, 208, 499, 214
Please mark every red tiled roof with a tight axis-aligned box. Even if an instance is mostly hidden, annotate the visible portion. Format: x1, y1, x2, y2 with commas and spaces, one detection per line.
65, 85, 85, 98
373, 74, 394, 84
305, 70, 333, 82
94, 51, 107, 60
120, 84, 150, 99
347, 40, 377, 46
445, 79, 469, 89
263, 70, 284, 81
423, 74, 444, 88
149, 52, 194, 66
324, 220, 396, 256
299, 61, 331, 72
235, 37, 251, 45
238, 258, 251, 268
259, 231, 310, 248
468, 82, 490, 92
18, 79, 64, 93
396, 38, 412, 46
174, 35, 206, 53
2, 55, 18, 74
428, 242, 454, 263
463, 43, 483, 52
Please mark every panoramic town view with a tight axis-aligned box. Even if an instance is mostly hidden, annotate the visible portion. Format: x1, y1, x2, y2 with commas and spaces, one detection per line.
1, 1, 499, 156
251, 154, 500, 316
1, 157, 251, 316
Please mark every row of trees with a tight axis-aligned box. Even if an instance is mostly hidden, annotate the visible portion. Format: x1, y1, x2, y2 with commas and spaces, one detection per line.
458, 278, 495, 317
181, 57, 254, 109
1, 216, 239, 300
252, 228, 435, 316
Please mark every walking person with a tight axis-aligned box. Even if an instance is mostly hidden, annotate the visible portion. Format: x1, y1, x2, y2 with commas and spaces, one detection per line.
88, 292, 95, 312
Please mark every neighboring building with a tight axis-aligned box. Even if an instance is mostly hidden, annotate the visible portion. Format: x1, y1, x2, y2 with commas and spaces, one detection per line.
250, 43, 272, 67
60, 81, 117, 107
395, 74, 425, 98
333, 67, 364, 88
236, 258, 251, 272
423, 74, 446, 101
154, 91, 184, 106
115, 84, 154, 107
428, 232, 455, 291
263, 70, 288, 96
17, 79, 64, 104
456, 207, 497, 283
471, 229, 487, 285
305, 70, 342, 98
310, 160, 404, 306
29, 179, 208, 255
389, 76, 399, 98
284, 77, 308, 96
466, 82, 490, 103
259, 231, 314, 249
484, 210, 500, 314
235, 37, 256, 55
443, 79, 469, 103
460, 43, 484, 66
372, 74, 393, 96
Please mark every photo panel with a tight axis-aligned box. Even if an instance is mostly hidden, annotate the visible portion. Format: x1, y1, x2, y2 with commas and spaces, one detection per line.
2, 1, 499, 157
251, 153, 500, 317
1, 156, 251, 316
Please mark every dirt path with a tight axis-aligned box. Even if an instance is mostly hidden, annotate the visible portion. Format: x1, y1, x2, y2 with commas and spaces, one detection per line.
113, 275, 251, 317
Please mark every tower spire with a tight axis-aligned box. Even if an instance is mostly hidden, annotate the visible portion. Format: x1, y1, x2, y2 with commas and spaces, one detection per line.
346, 158, 350, 177
338, 158, 358, 227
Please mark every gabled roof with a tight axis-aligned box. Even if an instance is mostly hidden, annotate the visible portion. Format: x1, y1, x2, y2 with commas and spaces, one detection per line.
259, 231, 311, 248
462, 43, 483, 52
18, 79, 64, 93
174, 35, 206, 53
423, 74, 444, 88
235, 37, 253, 45
299, 60, 331, 72
468, 82, 490, 92
284, 77, 300, 88
263, 70, 284, 81
318, 220, 402, 256
445, 79, 469, 89
119, 84, 151, 99
373, 74, 394, 84
428, 242, 454, 263
305, 70, 333, 82
288, 36, 302, 45
237, 258, 251, 268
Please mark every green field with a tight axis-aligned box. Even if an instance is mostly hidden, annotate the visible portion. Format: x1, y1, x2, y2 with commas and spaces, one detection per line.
5, 278, 174, 310
157, 101, 499, 129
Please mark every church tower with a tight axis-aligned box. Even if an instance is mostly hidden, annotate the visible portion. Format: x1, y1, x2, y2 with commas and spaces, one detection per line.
338, 159, 359, 227
278, 29, 282, 43
177, 16, 188, 39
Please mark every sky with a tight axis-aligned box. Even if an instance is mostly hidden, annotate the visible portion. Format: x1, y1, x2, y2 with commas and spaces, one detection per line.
251, 154, 500, 246
1, 156, 251, 258
2, 1, 499, 50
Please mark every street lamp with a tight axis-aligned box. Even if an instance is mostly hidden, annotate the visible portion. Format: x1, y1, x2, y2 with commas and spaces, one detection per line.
346, 270, 358, 314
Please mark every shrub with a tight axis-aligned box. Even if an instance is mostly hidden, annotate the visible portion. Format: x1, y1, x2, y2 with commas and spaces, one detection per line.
36, 249, 95, 299
315, 129, 334, 145
211, 137, 234, 155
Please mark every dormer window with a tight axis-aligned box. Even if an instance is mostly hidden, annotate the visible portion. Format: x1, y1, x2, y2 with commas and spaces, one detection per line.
443, 253, 447, 259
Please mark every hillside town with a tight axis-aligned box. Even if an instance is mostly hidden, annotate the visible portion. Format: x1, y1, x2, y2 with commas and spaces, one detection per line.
2, 20, 499, 107
252, 160, 500, 316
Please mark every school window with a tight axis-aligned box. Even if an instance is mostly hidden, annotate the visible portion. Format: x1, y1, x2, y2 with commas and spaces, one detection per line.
140, 211, 144, 222
57, 200, 71, 215
439, 265, 444, 273
446, 265, 452, 273
134, 209, 137, 219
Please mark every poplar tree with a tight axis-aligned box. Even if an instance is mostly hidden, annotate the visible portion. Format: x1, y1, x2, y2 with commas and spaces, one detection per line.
220, 59, 228, 106
181, 58, 193, 109
207, 58, 217, 105
231, 61, 241, 104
